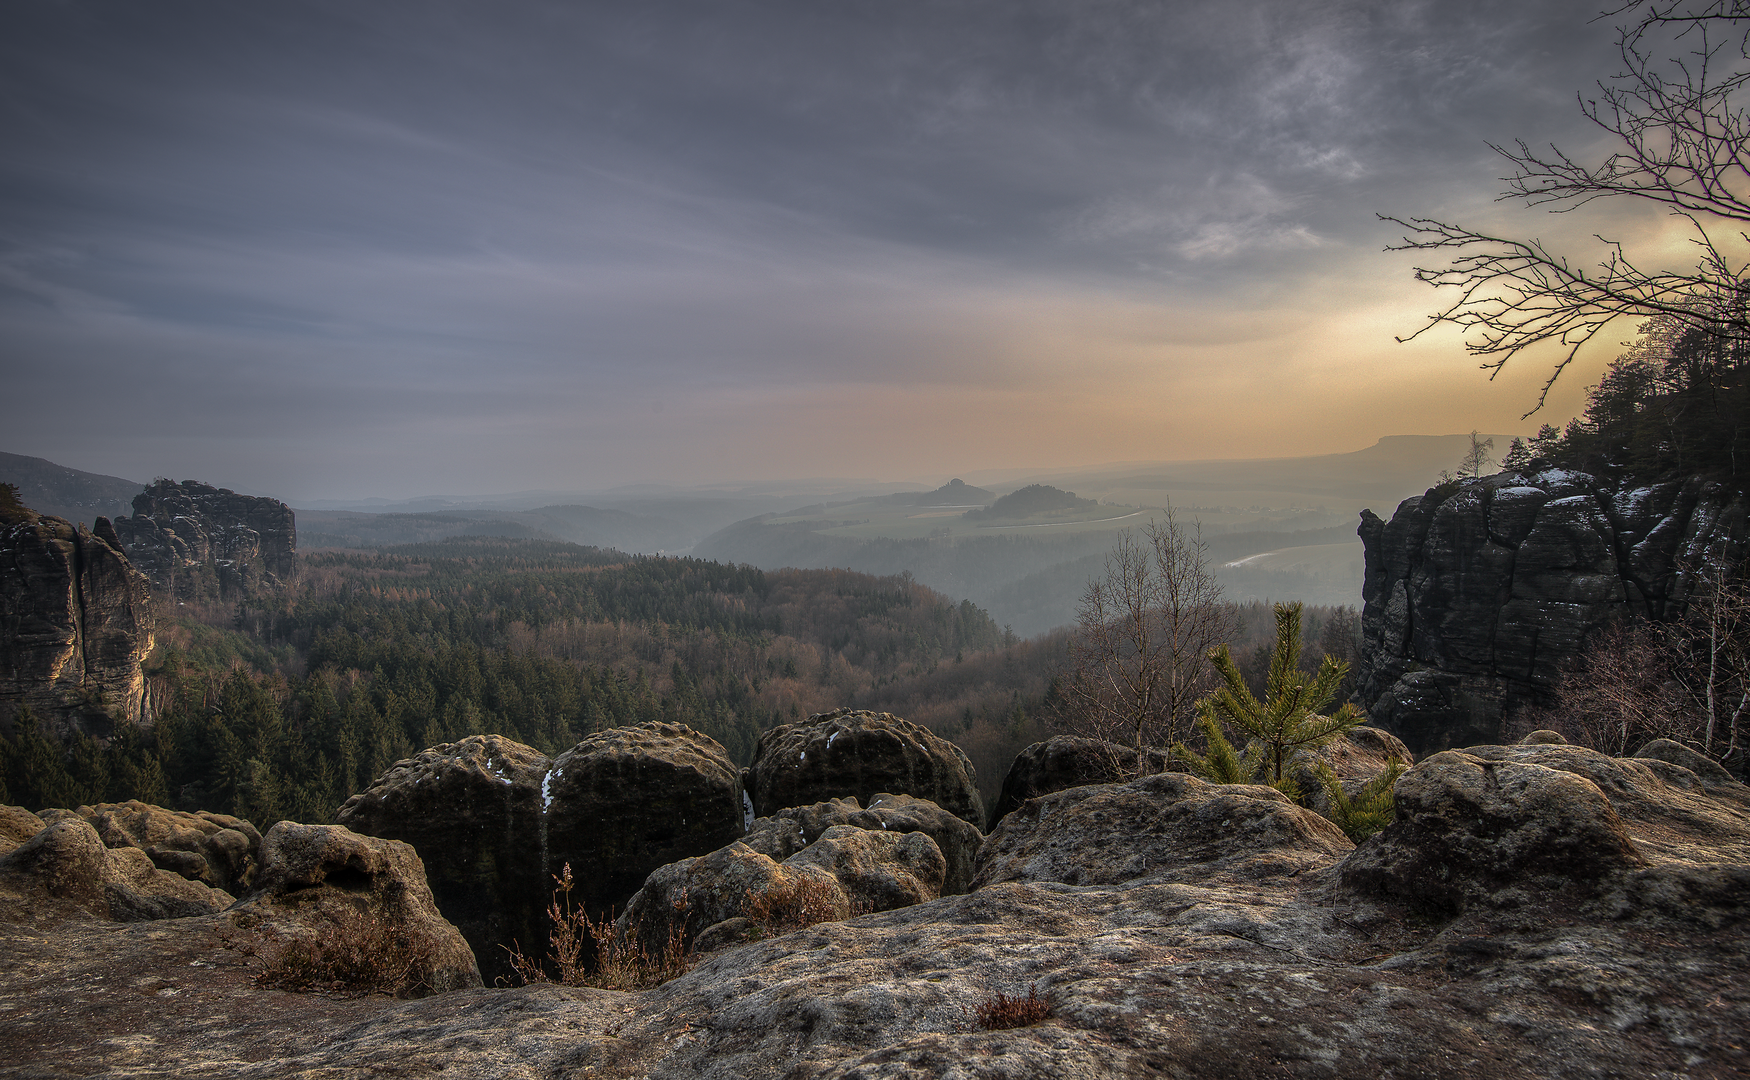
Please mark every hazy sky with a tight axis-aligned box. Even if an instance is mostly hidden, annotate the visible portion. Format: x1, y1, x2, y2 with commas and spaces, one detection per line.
1, 1, 1667, 500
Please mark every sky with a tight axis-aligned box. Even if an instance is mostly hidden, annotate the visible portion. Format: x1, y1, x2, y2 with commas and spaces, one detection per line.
0, 0, 1682, 501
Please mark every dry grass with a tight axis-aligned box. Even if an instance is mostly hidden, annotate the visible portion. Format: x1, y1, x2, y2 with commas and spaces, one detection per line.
740, 873, 847, 938
972, 984, 1052, 1030
254, 906, 440, 998
504, 863, 693, 991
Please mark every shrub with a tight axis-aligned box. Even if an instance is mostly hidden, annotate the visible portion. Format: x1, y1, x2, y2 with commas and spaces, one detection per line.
740, 873, 847, 939
1314, 761, 1406, 842
254, 905, 439, 998
973, 984, 1052, 1030
503, 863, 692, 991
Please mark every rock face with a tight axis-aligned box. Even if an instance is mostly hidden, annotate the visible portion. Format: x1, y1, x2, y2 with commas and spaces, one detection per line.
233, 821, 482, 994
0, 510, 155, 737
741, 793, 983, 896
987, 735, 1169, 829
112, 478, 296, 600
77, 800, 261, 893
1286, 726, 1415, 816
0, 817, 233, 921
1357, 470, 1748, 754
974, 771, 1354, 890
335, 735, 552, 986
746, 709, 985, 828
544, 722, 745, 922
616, 825, 945, 955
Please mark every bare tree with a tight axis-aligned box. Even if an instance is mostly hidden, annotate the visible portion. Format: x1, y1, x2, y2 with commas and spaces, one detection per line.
1459, 431, 1496, 478
1385, 1, 1750, 413
1058, 507, 1237, 771
1530, 564, 1749, 774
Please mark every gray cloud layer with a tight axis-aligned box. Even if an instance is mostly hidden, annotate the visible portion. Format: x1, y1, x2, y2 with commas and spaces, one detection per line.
1, 0, 1628, 498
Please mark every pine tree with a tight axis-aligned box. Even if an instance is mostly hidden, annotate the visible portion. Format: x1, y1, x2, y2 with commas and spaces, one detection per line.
1175, 602, 1363, 798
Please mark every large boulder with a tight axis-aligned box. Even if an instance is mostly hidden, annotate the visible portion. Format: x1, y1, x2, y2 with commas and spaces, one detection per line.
746, 709, 984, 828
617, 825, 945, 955
1340, 747, 1651, 914
987, 735, 1169, 830
0, 510, 155, 737
335, 734, 551, 985
973, 771, 1354, 890
231, 822, 481, 994
76, 800, 261, 892
545, 722, 745, 922
741, 793, 983, 895
0, 817, 233, 921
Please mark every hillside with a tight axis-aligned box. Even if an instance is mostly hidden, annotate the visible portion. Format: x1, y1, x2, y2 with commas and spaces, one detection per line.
0, 452, 142, 526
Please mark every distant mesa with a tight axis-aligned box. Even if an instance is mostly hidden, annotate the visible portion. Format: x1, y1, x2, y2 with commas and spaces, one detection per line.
962, 484, 1096, 522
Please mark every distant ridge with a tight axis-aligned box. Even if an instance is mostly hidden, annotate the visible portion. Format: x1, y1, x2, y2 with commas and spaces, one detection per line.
0, 452, 142, 526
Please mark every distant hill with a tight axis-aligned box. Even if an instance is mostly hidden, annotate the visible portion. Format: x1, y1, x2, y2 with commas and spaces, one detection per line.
964, 484, 1096, 521
899, 478, 995, 507
0, 452, 142, 526
295, 503, 690, 553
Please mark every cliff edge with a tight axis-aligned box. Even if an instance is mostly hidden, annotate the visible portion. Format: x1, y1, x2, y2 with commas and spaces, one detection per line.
1356, 468, 1747, 756
113, 479, 296, 600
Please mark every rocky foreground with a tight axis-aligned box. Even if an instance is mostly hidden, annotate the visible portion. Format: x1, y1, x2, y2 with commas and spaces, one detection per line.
2, 735, 1748, 1079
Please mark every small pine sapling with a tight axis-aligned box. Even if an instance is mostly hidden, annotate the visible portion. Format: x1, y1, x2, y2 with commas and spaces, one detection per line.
1176, 602, 1364, 798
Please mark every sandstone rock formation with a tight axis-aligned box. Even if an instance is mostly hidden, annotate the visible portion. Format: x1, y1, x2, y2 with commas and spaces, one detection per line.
617, 824, 945, 955
335, 734, 552, 985
973, 771, 1354, 890
740, 793, 983, 895
76, 800, 261, 893
6, 737, 1750, 1077
0, 509, 154, 737
986, 734, 1169, 829
0, 816, 233, 921
746, 709, 985, 828
112, 478, 296, 600
231, 821, 482, 994
1357, 470, 1747, 754
544, 722, 745, 922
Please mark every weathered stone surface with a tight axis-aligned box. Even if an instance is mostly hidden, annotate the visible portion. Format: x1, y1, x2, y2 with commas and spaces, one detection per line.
0, 817, 232, 922
741, 793, 983, 895
112, 478, 296, 601
747, 709, 985, 828
75, 800, 261, 893
973, 771, 1354, 890
617, 825, 944, 955
1517, 728, 1568, 745
0, 510, 154, 737
232, 821, 481, 993
545, 722, 744, 923
1357, 471, 1748, 755
0, 806, 45, 855
335, 734, 551, 986
4, 754, 1750, 1077
987, 735, 1169, 830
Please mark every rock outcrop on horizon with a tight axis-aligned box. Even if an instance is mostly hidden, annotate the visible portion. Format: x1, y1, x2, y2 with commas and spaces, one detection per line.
745, 709, 985, 828
0, 508, 155, 738
112, 478, 296, 600
1357, 469, 1748, 755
